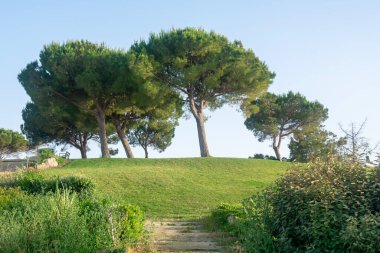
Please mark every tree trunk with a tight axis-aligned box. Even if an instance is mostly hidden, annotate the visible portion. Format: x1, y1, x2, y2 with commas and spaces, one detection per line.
95, 109, 110, 158
144, 147, 148, 158
273, 146, 281, 161
195, 113, 211, 157
80, 145, 87, 159
115, 124, 134, 158
272, 135, 282, 161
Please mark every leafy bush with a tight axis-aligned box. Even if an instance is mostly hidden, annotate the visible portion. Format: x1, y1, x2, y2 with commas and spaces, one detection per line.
0, 171, 94, 195
0, 190, 146, 252
212, 160, 380, 253
37, 148, 55, 161
113, 204, 146, 247
0, 187, 26, 210
37, 148, 66, 165
211, 203, 244, 232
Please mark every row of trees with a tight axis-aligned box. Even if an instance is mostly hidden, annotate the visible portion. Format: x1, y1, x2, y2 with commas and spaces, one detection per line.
18, 28, 274, 158
15, 27, 375, 161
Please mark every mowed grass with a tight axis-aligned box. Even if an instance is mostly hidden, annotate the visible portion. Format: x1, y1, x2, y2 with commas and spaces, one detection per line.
43, 158, 289, 218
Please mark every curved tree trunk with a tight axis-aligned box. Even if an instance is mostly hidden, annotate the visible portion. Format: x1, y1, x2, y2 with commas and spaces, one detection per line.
115, 124, 134, 158
273, 146, 281, 161
272, 135, 282, 161
95, 109, 110, 158
189, 97, 211, 157
144, 147, 149, 158
195, 113, 211, 157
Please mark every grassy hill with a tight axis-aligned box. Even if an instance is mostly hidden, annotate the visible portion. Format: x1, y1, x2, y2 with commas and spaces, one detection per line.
43, 158, 289, 218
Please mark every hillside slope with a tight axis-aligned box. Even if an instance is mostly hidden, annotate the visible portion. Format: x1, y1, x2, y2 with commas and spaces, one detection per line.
43, 158, 288, 217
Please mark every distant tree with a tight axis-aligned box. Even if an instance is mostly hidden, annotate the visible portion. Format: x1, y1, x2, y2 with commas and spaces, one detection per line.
251, 153, 265, 159
128, 118, 177, 158
127, 98, 182, 158
289, 129, 345, 162
244, 92, 328, 160
131, 28, 274, 157
0, 129, 29, 160
248, 153, 279, 160
21, 102, 98, 159
339, 119, 378, 163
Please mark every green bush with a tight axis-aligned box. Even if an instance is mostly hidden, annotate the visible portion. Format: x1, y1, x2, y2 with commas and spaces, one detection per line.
115, 204, 146, 247
212, 160, 380, 253
0, 190, 146, 252
37, 148, 55, 162
0, 187, 26, 210
211, 203, 244, 233
36, 148, 66, 165
0, 171, 94, 195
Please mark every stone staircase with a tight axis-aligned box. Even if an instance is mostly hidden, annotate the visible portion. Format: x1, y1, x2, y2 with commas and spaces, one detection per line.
147, 219, 234, 253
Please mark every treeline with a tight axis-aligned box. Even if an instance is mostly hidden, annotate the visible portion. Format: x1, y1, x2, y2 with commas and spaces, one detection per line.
15, 27, 373, 161
18, 28, 274, 158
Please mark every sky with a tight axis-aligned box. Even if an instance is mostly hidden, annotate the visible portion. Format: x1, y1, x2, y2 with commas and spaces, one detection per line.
0, 0, 379, 159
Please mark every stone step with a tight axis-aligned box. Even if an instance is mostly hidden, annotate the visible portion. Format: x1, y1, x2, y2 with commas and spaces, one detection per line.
150, 221, 200, 227
155, 241, 221, 252
152, 232, 218, 241
149, 219, 231, 252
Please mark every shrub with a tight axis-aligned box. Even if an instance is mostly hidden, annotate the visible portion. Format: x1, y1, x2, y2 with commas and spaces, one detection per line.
36, 148, 66, 165
0, 171, 94, 195
211, 203, 244, 233
0, 190, 146, 252
0, 187, 26, 210
114, 204, 146, 247
212, 160, 380, 253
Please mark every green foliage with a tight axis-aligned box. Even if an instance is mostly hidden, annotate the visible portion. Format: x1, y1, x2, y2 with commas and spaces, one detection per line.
244, 91, 328, 160
21, 102, 97, 158
214, 160, 380, 252
0, 187, 26, 210
0, 128, 29, 160
128, 117, 178, 158
38, 147, 55, 160
0, 190, 146, 252
211, 203, 244, 233
132, 28, 274, 156
133, 27, 274, 110
0, 171, 94, 195
19, 40, 181, 158
249, 153, 278, 160
288, 129, 345, 162
114, 204, 145, 247
35, 148, 66, 164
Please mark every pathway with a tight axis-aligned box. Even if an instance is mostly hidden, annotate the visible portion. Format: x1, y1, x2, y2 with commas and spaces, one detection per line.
147, 219, 235, 253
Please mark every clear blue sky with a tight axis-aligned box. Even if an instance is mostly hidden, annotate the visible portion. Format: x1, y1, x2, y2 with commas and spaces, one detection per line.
1, 1, 379, 159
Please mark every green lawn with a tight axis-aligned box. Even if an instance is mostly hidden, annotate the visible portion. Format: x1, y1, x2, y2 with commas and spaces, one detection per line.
43, 158, 289, 218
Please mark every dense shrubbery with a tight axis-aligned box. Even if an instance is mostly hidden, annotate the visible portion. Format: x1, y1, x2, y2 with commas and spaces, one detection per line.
0, 171, 146, 252
0, 171, 94, 194
212, 160, 380, 253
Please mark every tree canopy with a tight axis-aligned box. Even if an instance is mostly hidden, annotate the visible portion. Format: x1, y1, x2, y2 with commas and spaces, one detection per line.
131, 28, 274, 157
21, 102, 98, 158
288, 129, 345, 162
244, 91, 328, 160
18, 40, 179, 158
128, 118, 177, 158
0, 129, 29, 160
